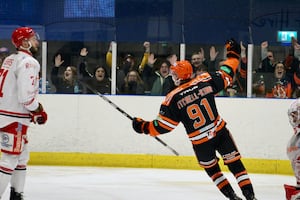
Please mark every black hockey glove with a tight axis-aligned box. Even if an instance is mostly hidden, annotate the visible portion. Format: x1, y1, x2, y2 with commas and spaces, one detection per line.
132, 117, 149, 134
226, 38, 241, 59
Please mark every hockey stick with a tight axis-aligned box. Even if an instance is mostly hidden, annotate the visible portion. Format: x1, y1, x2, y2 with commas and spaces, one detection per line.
80, 81, 180, 156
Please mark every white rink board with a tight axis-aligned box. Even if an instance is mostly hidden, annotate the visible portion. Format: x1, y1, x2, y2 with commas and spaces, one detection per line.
28, 94, 293, 159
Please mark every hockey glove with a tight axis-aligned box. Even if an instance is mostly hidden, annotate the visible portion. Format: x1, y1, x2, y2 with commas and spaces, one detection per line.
132, 117, 149, 134
226, 38, 241, 59
30, 103, 48, 125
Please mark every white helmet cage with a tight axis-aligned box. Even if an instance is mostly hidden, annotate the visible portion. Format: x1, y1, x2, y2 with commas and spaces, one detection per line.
288, 98, 300, 128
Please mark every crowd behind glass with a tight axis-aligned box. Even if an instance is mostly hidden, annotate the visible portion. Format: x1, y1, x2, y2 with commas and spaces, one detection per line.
1, 38, 299, 99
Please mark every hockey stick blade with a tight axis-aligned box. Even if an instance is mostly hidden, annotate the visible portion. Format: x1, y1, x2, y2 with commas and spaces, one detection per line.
79, 81, 179, 156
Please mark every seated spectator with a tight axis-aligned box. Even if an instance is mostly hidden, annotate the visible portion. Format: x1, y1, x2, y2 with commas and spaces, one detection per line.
120, 70, 145, 95
85, 65, 111, 94
265, 62, 292, 98
51, 54, 83, 94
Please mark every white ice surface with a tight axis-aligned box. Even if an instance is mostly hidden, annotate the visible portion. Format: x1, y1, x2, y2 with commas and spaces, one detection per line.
1, 166, 294, 200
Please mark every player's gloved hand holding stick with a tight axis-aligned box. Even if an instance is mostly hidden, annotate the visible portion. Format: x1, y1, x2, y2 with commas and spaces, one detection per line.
132, 117, 179, 156
30, 102, 48, 124
132, 118, 149, 134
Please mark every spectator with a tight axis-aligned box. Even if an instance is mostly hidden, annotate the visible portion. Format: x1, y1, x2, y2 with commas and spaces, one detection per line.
85, 65, 111, 94
77, 47, 94, 80
142, 53, 157, 92
142, 54, 174, 96
256, 41, 276, 73
191, 49, 206, 73
190, 46, 219, 78
106, 41, 150, 91
0, 47, 9, 66
265, 62, 292, 98
51, 54, 83, 94
120, 70, 145, 95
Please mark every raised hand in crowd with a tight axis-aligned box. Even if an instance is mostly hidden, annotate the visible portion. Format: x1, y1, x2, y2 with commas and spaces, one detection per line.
138, 41, 151, 73
147, 53, 157, 66
293, 37, 300, 60
78, 47, 93, 78
51, 53, 82, 94
209, 46, 219, 61
240, 41, 246, 59
54, 54, 64, 67
167, 53, 177, 66
144, 41, 150, 53
261, 40, 268, 49
80, 47, 88, 57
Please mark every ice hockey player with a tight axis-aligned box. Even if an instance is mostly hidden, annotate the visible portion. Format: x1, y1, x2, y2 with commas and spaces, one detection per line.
131, 38, 257, 200
0, 27, 48, 200
285, 98, 300, 200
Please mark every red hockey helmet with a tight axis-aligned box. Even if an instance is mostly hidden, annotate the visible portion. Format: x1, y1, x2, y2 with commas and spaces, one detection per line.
11, 27, 36, 48
170, 60, 193, 80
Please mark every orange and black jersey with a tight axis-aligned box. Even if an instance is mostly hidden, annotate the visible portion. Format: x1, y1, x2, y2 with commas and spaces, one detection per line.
146, 69, 234, 145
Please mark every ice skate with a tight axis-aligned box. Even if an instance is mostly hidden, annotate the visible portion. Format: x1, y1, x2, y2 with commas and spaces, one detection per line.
10, 187, 24, 200
228, 193, 242, 200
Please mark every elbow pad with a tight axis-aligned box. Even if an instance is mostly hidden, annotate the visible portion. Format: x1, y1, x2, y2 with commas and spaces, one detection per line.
220, 58, 240, 79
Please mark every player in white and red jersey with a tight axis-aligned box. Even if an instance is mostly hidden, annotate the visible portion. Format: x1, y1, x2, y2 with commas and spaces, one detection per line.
0, 27, 47, 200
132, 39, 257, 200
284, 98, 300, 200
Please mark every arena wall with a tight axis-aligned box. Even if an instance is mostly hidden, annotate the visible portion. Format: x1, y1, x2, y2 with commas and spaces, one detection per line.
28, 94, 294, 175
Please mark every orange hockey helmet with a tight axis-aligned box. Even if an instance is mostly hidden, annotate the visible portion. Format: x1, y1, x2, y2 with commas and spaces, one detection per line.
11, 27, 36, 48
170, 60, 193, 80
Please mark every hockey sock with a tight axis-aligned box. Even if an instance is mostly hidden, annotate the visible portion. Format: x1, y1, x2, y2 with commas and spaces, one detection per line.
11, 166, 26, 194
205, 163, 236, 198
227, 159, 255, 198
0, 171, 12, 197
